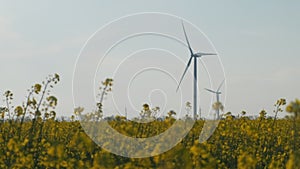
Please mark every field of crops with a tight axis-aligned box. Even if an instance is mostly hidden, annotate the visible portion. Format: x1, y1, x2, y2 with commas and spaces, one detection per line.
0, 114, 299, 168
0, 74, 299, 168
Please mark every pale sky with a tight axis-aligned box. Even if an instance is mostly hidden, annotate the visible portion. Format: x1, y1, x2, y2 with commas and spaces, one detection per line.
0, 1, 299, 118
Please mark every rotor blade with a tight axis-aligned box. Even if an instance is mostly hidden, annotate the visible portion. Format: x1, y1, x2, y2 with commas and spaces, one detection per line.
181, 21, 193, 55
194, 52, 217, 58
202, 53, 217, 55
176, 56, 193, 92
217, 79, 225, 92
204, 88, 217, 93
199, 53, 217, 56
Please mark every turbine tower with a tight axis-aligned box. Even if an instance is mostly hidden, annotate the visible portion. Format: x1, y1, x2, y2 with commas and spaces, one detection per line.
177, 21, 217, 120
205, 80, 225, 120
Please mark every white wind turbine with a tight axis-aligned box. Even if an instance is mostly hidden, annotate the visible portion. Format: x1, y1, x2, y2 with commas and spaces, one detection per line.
205, 80, 225, 120
177, 21, 217, 120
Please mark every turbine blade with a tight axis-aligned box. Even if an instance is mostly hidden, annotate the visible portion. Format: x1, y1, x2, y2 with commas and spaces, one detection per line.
217, 79, 225, 92
204, 88, 216, 93
201, 53, 217, 56
176, 56, 193, 92
181, 21, 194, 55
194, 52, 217, 57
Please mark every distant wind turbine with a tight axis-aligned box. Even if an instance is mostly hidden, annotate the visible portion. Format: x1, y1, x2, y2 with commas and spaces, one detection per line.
205, 80, 225, 120
177, 21, 217, 120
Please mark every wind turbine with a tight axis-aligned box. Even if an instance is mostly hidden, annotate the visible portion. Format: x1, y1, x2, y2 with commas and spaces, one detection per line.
177, 21, 217, 120
205, 80, 225, 120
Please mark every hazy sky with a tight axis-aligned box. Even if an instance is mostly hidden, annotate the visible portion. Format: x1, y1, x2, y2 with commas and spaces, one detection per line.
0, 1, 299, 118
